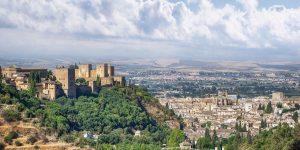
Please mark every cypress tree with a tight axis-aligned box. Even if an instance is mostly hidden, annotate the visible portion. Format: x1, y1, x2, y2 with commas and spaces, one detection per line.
235, 122, 239, 131
247, 130, 252, 144
205, 128, 211, 140
96, 75, 100, 86
293, 111, 298, 122
265, 102, 273, 113
243, 124, 247, 132
212, 129, 218, 148
28, 72, 37, 97
258, 103, 262, 110
238, 122, 242, 132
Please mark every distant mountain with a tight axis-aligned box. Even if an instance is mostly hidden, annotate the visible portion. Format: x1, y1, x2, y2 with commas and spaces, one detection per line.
1, 57, 300, 72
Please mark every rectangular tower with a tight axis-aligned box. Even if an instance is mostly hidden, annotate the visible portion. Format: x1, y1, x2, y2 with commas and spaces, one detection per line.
55, 67, 76, 98
96, 64, 108, 77
76, 64, 92, 78
272, 92, 284, 101
108, 64, 114, 77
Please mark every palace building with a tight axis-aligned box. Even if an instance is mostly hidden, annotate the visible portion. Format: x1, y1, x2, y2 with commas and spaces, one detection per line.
1, 66, 47, 78
0, 63, 125, 100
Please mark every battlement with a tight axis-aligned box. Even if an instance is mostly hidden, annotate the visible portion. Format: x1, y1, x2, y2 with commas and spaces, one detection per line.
1, 64, 125, 100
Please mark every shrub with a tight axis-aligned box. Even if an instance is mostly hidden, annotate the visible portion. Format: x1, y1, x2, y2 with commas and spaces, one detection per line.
41, 136, 49, 144
1, 109, 21, 122
62, 134, 76, 143
15, 141, 23, 146
33, 145, 40, 150
16, 103, 26, 112
27, 135, 38, 145
4, 131, 18, 144
0, 142, 5, 150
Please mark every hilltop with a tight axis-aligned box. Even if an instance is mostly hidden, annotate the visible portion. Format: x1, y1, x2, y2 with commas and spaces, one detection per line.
0, 81, 183, 150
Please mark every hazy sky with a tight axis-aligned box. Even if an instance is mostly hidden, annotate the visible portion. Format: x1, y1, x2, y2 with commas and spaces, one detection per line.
0, 0, 300, 61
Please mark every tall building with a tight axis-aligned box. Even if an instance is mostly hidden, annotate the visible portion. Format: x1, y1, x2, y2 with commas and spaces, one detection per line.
55, 67, 76, 98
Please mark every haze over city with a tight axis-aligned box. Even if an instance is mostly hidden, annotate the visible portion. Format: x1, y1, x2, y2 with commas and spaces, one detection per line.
1, 0, 300, 62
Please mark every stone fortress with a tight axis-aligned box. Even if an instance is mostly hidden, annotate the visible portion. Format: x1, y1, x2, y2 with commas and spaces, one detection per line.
0, 63, 125, 100
74, 64, 125, 87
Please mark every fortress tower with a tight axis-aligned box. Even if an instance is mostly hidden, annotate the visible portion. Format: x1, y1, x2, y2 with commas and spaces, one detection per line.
55, 67, 76, 98
108, 64, 114, 77
96, 64, 108, 77
74, 63, 125, 87
76, 64, 92, 79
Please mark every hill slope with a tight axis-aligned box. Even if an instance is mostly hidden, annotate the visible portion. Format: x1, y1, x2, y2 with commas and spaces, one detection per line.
0, 82, 182, 149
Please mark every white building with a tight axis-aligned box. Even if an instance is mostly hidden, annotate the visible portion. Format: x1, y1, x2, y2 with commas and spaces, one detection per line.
244, 103, 253, 112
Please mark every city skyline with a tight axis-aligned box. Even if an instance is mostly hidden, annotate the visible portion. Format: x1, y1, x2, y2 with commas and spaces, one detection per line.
1, 0, 300, 61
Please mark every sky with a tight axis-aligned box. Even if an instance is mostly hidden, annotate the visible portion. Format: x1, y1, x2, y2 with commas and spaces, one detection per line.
0, 0, 300, 62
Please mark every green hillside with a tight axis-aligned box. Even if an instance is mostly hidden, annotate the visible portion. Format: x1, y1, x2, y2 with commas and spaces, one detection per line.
0, 82, 184, 149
